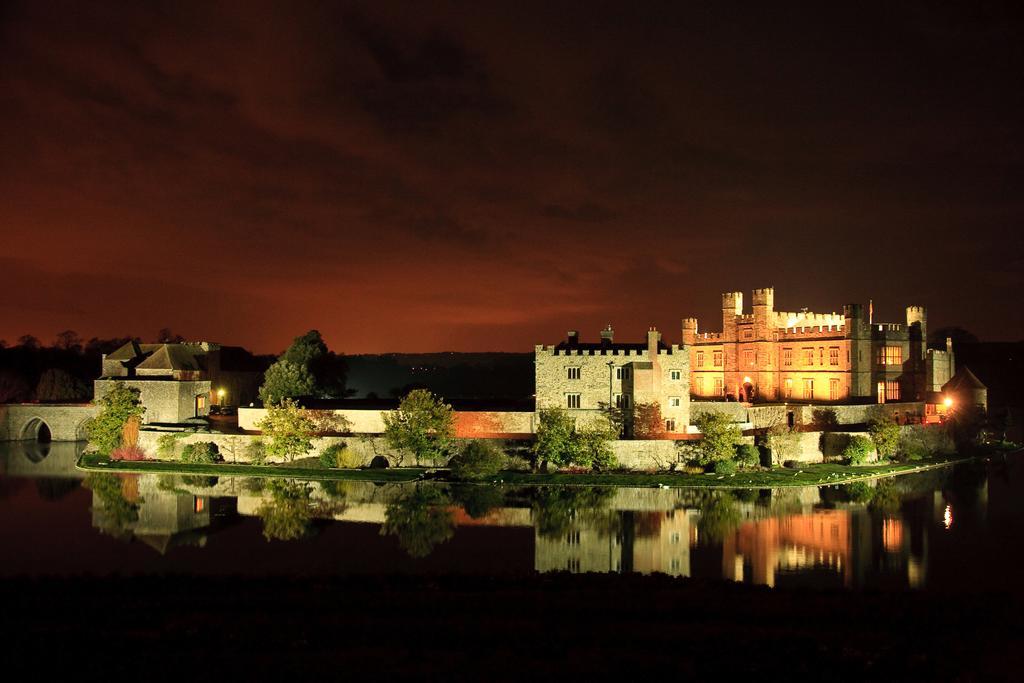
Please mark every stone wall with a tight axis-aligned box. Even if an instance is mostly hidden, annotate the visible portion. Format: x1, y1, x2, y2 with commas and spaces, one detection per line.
237, 407, 534, 438
95, 378, 211, 424
0, 403, 98, 442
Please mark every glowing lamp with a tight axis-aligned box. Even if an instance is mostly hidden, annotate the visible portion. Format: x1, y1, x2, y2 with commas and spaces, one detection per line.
943, 397, 953, 408
742, 376, 752, 384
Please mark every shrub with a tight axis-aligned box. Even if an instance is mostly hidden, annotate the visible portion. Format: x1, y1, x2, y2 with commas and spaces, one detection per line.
180, 441, 220, 464
693, 412, 742, 467
110, 445, 146, 461
734, 443, 760, 470
843, 435, 873, 465
783, 459, 801, 469
319, 447, 338, 468
450, 440, 506, 480
85, 383, 145, 454
156, 433, 184, 459
257, 398, 316, 462
713, 458, 738, 475
765, 423, 800, 466
245, 438, 267, 465
868, 416, 901, 460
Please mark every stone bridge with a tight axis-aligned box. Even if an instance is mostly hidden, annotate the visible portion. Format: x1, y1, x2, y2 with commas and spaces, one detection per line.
0, 404, 98, 442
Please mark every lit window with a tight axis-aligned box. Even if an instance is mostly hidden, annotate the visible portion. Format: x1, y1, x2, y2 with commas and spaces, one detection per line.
713, 351, 723, 367
784, 378, 793, 399
665, 419, 676, 432
829, 347, 840, 366
567, 367, 581, 380
803, 379, 814, 399
194, 497, 204, 513
694, 377, 705, 395
802, 347, 814, 365
713, 378, 723, 396
743, 349, 755, 367
829, 379, 840, 401
670, 369, 681, 380
782, 348, 793, 366
696, 351, 705, 367
669, 396, 681, 407
886, 380, 900, 401
877, 346, 903, 366
566, 393, 581, 409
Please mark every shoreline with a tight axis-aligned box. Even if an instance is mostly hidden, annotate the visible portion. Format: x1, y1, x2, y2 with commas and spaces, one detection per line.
76, 450, 1005, 488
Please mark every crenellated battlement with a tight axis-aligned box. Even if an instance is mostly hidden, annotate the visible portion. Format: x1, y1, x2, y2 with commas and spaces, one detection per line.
775, 324, 846, 340
772, 310, 845, 329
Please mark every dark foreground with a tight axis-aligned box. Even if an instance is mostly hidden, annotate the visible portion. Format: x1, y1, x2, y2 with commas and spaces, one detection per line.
4, 574, 1019, 680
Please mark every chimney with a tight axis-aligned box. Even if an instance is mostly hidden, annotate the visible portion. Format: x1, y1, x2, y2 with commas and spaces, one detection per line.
600, 325, 614, 343
567, 330, 579, 345
647, 327, 661, 355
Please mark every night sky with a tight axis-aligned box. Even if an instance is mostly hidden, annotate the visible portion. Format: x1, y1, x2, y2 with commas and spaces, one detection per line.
2, 1, 1022, 353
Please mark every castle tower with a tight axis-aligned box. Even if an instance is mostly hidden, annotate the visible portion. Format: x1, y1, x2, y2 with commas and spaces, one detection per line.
906, 306, 927, 359
844, 303, 871, 399
681, 318, 698, 346
721, 291, 742, 343
751, 287, 774, 341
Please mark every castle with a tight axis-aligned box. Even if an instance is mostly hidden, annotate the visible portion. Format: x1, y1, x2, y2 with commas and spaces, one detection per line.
535, 287, 961, 434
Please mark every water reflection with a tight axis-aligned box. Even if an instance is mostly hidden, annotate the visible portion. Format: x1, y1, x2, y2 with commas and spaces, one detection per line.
0, 441, 1009, 590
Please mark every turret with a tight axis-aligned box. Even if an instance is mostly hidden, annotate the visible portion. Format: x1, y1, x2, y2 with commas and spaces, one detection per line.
752, 287, 774, 339
647, 327, 661, 356
681, 318, 698, 346
600, 325, 614, 343
722, 291, 742, 341
906, 306, 927, 358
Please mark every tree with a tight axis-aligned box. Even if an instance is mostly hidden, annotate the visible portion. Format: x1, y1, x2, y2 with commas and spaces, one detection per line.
53, 329, 82, 351
697, 492, 742, 542
843, 435, 874, 465
765, 423, 800, 466
693, 411, 742, 467
156, 327, 186, 343
382, 389, 455, 466
0, 369, 31, 403
633, 402, 667, 440
867, 415, 901, 460
17, 335, 40, 349
574, 422, 618, 470
258, 360, 315, 406
35, 368, 89, 402
533, 408, 578, 469
257, 398, 316, 462
449, 440, 505, 480
381, 486, 455, 558
85, 384, 145, 454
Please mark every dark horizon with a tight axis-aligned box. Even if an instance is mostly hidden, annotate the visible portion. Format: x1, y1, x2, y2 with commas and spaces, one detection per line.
3, 2, 1022, 354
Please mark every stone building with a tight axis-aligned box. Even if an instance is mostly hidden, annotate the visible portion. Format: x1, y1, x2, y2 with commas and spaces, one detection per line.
683, 287, 957, 404
535, 326, 690, 435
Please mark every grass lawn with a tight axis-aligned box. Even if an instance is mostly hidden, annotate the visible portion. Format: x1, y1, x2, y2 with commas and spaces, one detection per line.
77, 452, 427, 483
77, 451, 977, 488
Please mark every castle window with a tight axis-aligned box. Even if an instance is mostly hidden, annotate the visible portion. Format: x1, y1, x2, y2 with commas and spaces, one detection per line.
886, 381, 900, 401
829, 379, 840, 401
566, 530, 580, 545
696, 351, 705, 367
567, 367, 581, 380
802, 348, 814, 366
194, 497, 205, 513
566, 393, 581, 409
784, 378, 793, 399
829, 347, 840, 366
819, 347, 824, 365
713, 351, 723, 367
743, 349, 755, 367
670, 369, 681, 381
783, 348, 793, 367
669, 396, 681, 407
877, 346, 903, 366
567, 558, 580, 573
694, 377, 705, 395
615, 394, 630, 409
616, 367, 631, 380
803, 379, 814, 399
741, 328, 753, 340
665, 419, 676, 432
713, 378, 723, 396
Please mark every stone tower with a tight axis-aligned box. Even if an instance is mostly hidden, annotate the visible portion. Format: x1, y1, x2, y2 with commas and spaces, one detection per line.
681, 317, 698, 346
844, 303, 871, 399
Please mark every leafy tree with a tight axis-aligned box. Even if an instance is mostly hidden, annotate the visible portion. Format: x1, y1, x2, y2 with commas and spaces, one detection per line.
245, 438, 268, 465
381, 486, 455, 558
574, 422, 618, 470
868, 415, 901, 460
0, 369, 32, 403
534, 408, 579, 469
713, 458, 738, 475
843, 435, 873, 465
258, 359, 315, 406
85, 384, 145, 454
598, 402, 627, 438
382, 389, 455, 466
256, 479, 314, 541
35, 368, 89, 402
257, 398, 316, 462
531, 486, 616, 540
180, 441, 220, 464
693, 411, 742, 467
17, 335, 40, 349
633, 402, 667, 440
765, 423, 799, 466
449, 440, 505, 480
734, 443, 760, 470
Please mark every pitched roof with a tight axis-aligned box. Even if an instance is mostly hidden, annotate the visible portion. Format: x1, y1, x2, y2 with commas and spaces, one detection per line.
106, 341, 162, 361
136, 344, 203, 372
943, 366, 987, 392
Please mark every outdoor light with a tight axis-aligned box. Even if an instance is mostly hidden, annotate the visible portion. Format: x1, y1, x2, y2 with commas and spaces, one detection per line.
944, 397, 953, 408
743, 376, 752, 384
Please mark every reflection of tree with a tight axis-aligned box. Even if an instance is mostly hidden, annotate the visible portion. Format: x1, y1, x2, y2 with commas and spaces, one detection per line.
256, 480, 314, 541
85, 473, 141, 538
450, 484, 505, 519
34, 478, 81, 501
381, 486, 455, 558
697, 492, 742, 543
868, 482, 902, 515
531, 486, 615, 540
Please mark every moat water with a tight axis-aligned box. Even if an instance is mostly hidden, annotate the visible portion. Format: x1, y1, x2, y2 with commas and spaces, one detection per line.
2, 441, 1022, 592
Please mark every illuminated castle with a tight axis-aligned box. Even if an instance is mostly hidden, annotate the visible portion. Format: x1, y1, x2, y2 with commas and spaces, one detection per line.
684, 287, 955, 404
